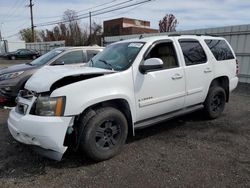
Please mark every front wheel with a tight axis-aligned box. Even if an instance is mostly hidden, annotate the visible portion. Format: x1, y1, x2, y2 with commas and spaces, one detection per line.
80, 107, 128, 161
11, 56, 16, 60
204, 86, 226, 119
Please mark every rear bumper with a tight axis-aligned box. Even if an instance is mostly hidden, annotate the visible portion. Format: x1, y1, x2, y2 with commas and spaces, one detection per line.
230, 77, 239, 92
8, 108, 74, 160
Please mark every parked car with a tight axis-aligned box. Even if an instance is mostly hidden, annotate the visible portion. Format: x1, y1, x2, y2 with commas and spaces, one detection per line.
5, 49, 40, 60
0, 46, 104, 105
8, 35, 238, 161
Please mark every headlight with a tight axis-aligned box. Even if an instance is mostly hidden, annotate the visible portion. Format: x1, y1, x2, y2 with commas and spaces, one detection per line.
35, 95, 66, 116
0, 71, 24, 81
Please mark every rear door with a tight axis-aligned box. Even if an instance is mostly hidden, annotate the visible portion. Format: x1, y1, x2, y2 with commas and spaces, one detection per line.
178, 39, 214, 107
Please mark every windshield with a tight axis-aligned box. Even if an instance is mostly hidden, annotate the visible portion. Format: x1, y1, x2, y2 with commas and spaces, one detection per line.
30, 49, 64, 66
90, 42, 144, 71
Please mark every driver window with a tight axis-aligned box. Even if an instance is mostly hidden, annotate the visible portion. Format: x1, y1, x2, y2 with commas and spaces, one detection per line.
55, 50, 86, 65
146, 42, 178, 69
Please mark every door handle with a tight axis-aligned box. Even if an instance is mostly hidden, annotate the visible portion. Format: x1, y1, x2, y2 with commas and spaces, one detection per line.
172, 74, 183, 80
204, 68, 212, 73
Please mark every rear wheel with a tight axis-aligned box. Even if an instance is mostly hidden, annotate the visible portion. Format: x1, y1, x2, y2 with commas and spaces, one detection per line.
80, 107, 128, 161
11, 56, 16, 60
32, 55, 36, 59
204, 86, 226, 119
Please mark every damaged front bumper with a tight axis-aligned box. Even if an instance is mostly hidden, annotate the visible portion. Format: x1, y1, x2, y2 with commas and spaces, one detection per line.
8, 108, 74, 161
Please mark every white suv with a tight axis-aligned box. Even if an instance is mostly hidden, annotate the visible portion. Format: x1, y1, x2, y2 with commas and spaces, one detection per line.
8, 35, 239, 161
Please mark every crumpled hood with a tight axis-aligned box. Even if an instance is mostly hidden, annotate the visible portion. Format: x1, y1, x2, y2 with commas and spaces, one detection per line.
25, 65, 115, 93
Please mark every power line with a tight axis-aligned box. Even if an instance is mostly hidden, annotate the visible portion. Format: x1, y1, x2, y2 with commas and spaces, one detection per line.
3, 0, 26, 21
96, 3, 145, 20
36, 0, 151, 27
35, 0, 118, 20
4, 0, 153, 39
36, 0, 134, 26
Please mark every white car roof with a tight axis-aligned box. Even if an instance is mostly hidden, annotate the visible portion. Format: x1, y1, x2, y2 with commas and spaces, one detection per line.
115, 35, 226, 44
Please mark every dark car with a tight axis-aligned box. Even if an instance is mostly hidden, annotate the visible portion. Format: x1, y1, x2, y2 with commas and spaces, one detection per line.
6, 49, 40, 60
0, 46, 104, 106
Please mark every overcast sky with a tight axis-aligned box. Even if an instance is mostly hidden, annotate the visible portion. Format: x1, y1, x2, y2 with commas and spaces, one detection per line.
1, 0, 250, 41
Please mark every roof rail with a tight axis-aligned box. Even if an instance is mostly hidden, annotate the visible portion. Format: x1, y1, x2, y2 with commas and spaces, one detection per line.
168, 33, 218, 37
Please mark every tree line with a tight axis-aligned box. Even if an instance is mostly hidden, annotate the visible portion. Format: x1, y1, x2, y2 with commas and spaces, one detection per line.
20, 10, 102, 46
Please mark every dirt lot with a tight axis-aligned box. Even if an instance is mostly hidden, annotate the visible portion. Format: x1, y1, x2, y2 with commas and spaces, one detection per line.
0, 84, 250, 188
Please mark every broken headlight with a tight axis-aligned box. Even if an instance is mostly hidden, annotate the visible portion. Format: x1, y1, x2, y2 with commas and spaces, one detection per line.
35, 95, 66, 116
0, 71, 24, 81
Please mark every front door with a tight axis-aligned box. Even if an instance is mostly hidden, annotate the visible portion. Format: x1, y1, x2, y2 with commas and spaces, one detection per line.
134, 40, 186, 122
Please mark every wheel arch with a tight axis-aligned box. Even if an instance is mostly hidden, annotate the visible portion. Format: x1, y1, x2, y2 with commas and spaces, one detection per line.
209, 76, 229, 102
85, 98, 134, 134
66, 98, 135, 150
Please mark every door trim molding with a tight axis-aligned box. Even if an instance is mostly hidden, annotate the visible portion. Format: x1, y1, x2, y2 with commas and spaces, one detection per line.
139, 91, 186, 108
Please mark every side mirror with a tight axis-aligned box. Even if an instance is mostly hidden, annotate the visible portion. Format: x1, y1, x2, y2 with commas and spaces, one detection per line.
139, 58, 163, 74
53, 61, 65, 66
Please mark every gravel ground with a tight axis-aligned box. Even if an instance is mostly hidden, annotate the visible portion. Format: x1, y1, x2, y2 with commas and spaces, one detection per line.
0, 84, 250, 188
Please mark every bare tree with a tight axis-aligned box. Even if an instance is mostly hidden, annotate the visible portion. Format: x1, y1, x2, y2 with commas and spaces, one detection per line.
159, 14, 178, 32
19, 28, 40, 42
21, 9, 103, 46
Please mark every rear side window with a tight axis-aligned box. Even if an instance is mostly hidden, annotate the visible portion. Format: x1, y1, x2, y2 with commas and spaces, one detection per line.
205, 40, 234, 61
179, 40, 207, 66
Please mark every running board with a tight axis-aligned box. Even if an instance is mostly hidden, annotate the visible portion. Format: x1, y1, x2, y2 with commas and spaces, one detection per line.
134, 104, 204, 130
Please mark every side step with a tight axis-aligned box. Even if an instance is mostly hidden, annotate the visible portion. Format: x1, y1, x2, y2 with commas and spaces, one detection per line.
134, 104, 204, 130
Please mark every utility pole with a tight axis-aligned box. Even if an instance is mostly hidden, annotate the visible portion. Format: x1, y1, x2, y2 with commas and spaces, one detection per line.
89, 12, 92, 45
28, 0, 35, 42
0, 23, 3, 41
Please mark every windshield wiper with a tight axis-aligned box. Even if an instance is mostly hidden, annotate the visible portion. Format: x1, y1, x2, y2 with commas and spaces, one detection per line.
98, 59, 114, 70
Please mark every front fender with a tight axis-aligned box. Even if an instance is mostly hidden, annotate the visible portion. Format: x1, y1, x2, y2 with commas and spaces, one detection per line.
50, 69, 136, 122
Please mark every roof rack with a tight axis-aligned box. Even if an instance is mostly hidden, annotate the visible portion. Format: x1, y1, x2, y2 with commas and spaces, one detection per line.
168, 33, 202, 37
168, 33, 218, 37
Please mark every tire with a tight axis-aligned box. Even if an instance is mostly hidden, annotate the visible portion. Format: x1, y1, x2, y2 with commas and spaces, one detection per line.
80, 107, 128, 161
11, 56, 16, 60
204, 86, 226, 119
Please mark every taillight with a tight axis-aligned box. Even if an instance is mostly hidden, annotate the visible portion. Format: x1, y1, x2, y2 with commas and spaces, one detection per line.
236, 59, 239, 76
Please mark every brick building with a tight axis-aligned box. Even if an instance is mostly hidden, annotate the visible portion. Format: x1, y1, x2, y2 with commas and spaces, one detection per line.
103, 17, 158, 36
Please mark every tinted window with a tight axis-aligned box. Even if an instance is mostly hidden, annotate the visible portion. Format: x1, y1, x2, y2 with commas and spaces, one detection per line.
179, 40, 207, 66
146, 42, 178, 69
205, 40, 234, 61
55, 50, 85, 65
19, 49, 30, 55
